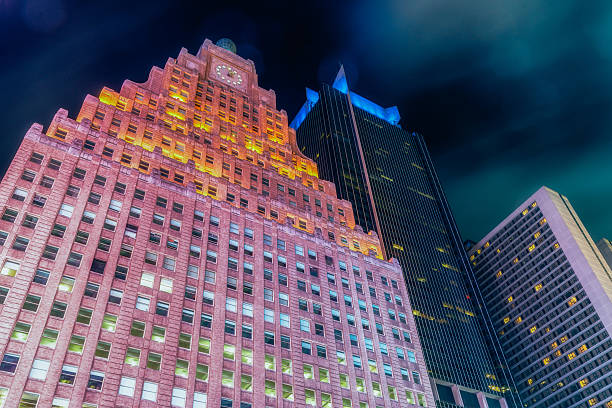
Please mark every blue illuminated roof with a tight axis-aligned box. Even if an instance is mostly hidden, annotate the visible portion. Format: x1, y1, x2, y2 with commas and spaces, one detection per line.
291, 66, 401, 129
289, 87, 319, 129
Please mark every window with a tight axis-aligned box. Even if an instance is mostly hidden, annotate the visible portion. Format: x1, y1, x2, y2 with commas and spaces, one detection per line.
59, 364, 78, 384
141, 381, 158, 402
51, 223, 66, 238
21, 214, 38, 228
66, 184, 80, 197
21, 169, 36, 182
202, 290, 214, 305
43, 301, 62, 319
146, 352, 161, 370
88, 370, 104, 390
225, 320, 236, 335
2, 260, 20, 277
0, 353, 19, 373
65, 335, 85, 355
23, 294, 41, 312
201, 313, 212, 329
29, 359, 50, 380
156, 301, 169, 316
19, 392, 39, 407
11, 322, 31, 342
118, 376, 136, 397
175, 359, 189, 377
301, 340, 312, 355
242, 302, 253, 317
265, 380, 276, 398
93, 341, 111, 359
42, 245, 59, 260
222, 370, 234, 388
67, 251, 82, 267
0, 286, 8, 304
12, 236, 29, 251
12, 187, 28, 201
77, 307, 93, 325
40, 329, 59, 349
339, 373, 349, 388
280, 334, 291, 349
123, 347, 141, 367
196, 363, 209, 382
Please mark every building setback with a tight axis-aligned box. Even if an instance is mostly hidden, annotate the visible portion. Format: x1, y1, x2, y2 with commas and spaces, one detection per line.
292, 69, 519, 408
468, 187, 612, 407
596, 238, 612, 271
0, 39, 435, 407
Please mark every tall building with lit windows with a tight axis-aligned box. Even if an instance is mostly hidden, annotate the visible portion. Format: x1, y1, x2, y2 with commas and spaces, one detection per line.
468, 187, 612, 408
292, 69, 520, 408
0, 38, 435, 408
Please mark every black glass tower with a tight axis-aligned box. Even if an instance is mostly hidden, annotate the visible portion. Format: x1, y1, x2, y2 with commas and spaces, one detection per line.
292, 68, 522, 408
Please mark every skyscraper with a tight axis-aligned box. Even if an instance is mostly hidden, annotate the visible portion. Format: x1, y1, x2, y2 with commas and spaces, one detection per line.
0, 39, 435, 407
292, 69, 518, 408
468, 187, 612, 407
596, 238, 612, 270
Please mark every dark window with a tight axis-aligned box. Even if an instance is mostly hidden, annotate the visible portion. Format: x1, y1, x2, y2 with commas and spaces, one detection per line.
33, 269, 50, 285
90, 258, 107, 274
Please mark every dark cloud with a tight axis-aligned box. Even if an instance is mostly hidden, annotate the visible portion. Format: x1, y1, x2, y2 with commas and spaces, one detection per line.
1, 0, 610, 242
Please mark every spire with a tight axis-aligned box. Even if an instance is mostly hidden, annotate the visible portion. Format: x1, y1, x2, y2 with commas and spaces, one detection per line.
333, 65, 349, 93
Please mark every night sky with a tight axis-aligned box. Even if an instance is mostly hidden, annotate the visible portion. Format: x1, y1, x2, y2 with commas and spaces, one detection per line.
1, 0, 611, 243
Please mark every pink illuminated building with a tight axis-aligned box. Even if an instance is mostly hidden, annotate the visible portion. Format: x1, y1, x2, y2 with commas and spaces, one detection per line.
0, 38, 434, 408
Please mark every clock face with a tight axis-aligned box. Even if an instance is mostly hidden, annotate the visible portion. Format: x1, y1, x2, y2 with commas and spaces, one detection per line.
214, 64, 244, 87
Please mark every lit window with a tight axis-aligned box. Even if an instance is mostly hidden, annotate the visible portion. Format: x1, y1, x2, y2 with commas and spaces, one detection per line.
141, 381, 158, 402
171, 388, 187, 408
265, 379, 276, 398
175, 359, 189, 377
151, 326, 165, 343
1, 260, 20, 277
241, 348, 252, 365
223, 344, 235, 360
125, 348, 140, 366
29, 359, 50, 380
140, 272, 155, 288
282, 384, 294, 401
159, 278, 173, 293
222, 370, 234, 388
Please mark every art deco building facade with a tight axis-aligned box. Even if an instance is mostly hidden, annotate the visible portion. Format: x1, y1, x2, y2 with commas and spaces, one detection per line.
468, 187, 612, 407
0, 39, 435, 407
292, 70, 519, 408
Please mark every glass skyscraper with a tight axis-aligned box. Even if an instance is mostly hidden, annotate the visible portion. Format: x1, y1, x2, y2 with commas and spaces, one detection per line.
292, 68, 520, 408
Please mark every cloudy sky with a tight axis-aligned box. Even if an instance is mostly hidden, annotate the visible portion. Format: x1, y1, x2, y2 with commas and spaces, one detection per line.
1, 0, 610, 242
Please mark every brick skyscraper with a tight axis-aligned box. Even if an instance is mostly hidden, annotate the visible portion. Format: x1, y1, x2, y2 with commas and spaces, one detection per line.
0, 39, 434, 408
468, 187, 612, 407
